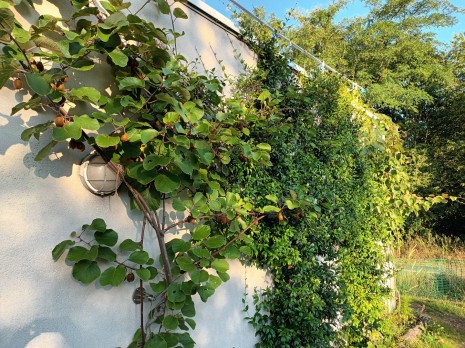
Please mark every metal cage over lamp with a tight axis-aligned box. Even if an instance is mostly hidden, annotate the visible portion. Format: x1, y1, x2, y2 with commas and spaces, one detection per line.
79, 152, 123, 196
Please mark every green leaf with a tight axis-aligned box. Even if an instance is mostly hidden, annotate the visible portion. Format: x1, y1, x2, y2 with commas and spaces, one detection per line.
119, 238, 141, 252
90, 218, 107, 232
67, 245, 99, 262
211, 259, 229, 272
191, 225, 210, 241
71, 58, 95, 71
97, 246, 117, 261
209, 274, 222, 289
52, 122, 82, 141
156, 0, 170, 14
135, 268, 151, 281
181, 299, 196, 318
140, 129, 159, 144
150, 280, 167, 293
176, 256, 195, 272
178, 333, 195, 348
140, 188, 161, 211
0, 8, 14, 34
170, 239, 191, 253
70, 87, 101, 104
173, 7, 188, 19
198, 285, 215, 302
128, 250, 150, 264
145, 335, 167, 348
217, 271, 230, 282
119, 76, 145, 90
221, 246, 240, 259
12, 25, 30, 43
52, 240, 75, 261
34, 140, 58, 161
95, 229, 118, 246
185, 318, 196, 330
74, 115, 100, 131
25, 73, 51, 96
72, 260, 101, 284
159, 333, 179, 347
143, 154, 170, 170
167, 283, 186, 302
262, 205, 281, 213
190, 269, 209, 284
100, 265, 126, 286
162, 315, 179, 330
265, 194, 279, 203
20, 121, 53, 141
184, 101, 204, 122
32, 36, 62, 55
108, 48, 128, 67
203, 235, 226, 249
95, 134, 120, 147
257, 143, 271, 151
154, 173, 181, 193
12, 95, 43, 116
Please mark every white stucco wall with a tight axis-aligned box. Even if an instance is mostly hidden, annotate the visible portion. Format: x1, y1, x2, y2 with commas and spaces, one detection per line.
0, 1, 268, 347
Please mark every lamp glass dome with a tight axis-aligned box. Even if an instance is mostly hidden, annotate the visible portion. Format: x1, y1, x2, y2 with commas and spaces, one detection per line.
79, 153, 122, 196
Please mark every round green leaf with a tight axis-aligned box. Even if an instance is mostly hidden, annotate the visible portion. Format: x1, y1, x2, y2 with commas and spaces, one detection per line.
135, 268, 151, 281
67, 245, 98, 262
119, 239, 141, 252
203, 235, 226, 249
145, 335, 167, 348
191, 225, 211, 241
52, 240, 75, 261
176, 256, 196, 272
170, 239, 191, 253
190, 270, 209, 284
162, 315, 179, 330
167, 283, 186, 303
128, 250, 150, 264
97, 246, 117, 262
25, 73, 51, 96
90, 218, 107, 232
100, 265, 126, 286
72, 260, 101, 284
198, 285, 215, 302
74, 115, 100, 131
211, 258, 229, 273
119, 76, 145, 90
108, 48, 128, 67
143, 154, 170, 170
154, 173, 181, 193
173, 7, 188, 19
95, 134, 120, 148
94, 229, 118, 246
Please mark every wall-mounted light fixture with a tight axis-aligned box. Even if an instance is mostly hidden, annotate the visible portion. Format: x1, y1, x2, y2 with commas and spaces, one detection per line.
79, 152, 122, 196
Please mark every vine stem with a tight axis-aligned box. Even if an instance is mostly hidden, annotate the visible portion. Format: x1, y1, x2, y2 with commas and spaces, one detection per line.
139, 217, 147, 346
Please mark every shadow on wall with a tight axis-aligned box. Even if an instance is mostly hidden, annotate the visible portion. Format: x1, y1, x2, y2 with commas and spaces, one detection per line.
1, 317, 77, 348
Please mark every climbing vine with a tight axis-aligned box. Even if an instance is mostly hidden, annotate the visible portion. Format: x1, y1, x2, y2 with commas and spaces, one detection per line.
0, 0, 304, 347
228, 10, 452, 347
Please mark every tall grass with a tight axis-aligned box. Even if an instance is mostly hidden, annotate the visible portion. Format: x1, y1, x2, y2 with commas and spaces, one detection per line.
394, 233, 465, 260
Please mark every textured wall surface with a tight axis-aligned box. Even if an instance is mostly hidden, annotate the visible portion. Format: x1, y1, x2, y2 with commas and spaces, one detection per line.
0, 1, 267, 347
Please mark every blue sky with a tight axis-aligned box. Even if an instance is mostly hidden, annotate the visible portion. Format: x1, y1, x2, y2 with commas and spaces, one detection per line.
202, 0, 465, 44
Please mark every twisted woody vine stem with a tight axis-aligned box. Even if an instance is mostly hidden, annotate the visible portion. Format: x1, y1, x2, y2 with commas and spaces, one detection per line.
0, 0, 304, 347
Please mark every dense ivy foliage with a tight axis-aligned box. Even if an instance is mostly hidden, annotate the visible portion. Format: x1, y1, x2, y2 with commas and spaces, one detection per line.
231, 12, 447, 346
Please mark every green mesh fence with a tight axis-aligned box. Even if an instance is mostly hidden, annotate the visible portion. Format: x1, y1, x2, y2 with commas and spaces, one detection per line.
395, 259, 465, 301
